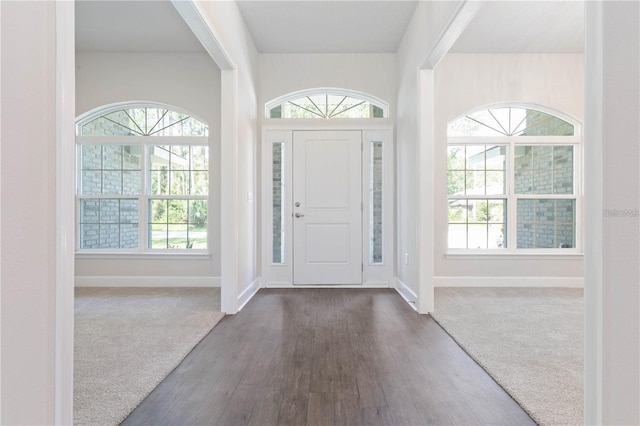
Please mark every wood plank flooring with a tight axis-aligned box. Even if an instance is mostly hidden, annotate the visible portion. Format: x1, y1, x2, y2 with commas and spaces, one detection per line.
122, 289, 535, 425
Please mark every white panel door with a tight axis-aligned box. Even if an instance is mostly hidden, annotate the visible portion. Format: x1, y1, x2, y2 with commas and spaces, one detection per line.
293, 131, 362, 285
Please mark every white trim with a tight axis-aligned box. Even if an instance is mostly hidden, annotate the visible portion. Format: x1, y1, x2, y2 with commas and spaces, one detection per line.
220, 70, 239, 314
421, 0, 485, 69
394, 278, 418, 312
435, 276, 584, 288
75, 101, 210, 130
55, 2, 75, 424
237, 277, 260, 312
418, 70, 435, 314
77, 136, 209, 145
75, 276, 221, 288
445, 252, 584, 260
261, 127, 394, 289
447, 102, 583, 136
170, 0, 235, 70
265, 87, 390, 119
584, 1, 604, 423
263, 282, 391, 289
0, 0, 3, 418
75, 252, 212, 260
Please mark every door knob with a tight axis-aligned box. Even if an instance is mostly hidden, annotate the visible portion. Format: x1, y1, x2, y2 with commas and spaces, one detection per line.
295, 213, 305, 218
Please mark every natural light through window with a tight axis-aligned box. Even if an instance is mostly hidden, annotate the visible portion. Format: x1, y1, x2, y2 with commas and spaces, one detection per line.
77, 104, 209, 252
267, 89, 387, 119
447, 106, 580, 251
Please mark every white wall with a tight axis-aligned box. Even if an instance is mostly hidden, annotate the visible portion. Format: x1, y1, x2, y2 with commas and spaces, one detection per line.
75, 52, 222, 283
258, 54, 397, 120
396, 1, 460, 297
433, 53, 584, 283
0, 1, 56, 423
197, 1, 259, 310
596, 1, 639, 422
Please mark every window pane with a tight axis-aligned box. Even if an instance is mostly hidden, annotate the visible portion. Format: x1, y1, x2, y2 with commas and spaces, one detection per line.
191, 171, 209, 196
468, 200, 488, 223
517, 199, 576, 248
447, 199, 506, 249
448, 224, 467, 249
271, 92, 385, 119
447, 146, 465, 170
149, 145, 209, 197
369, 141, 383, 264
488, 224, 505, 249
515, 145, 574, 195
102, 171, 122, 194
188, 225, 207, 249
168, 224, 188, 249
81, 171, 101, 195
447, 145, 506, 196
148, 198, 206, 250
448, 200, 466, 223
448, 107, 574, 137
272, 143, 285, 264
486, 171, 505, 195
123, 171, 141, 195
100, 199, 119, 223
466, 171, 485, 195
447, 171, 465, 196
468, 224, 488, 249
82, 145, 102, 169
79, 198, 140, 249
81, 107, 207, 137
150, 224, 167, 249
80, 144, 141, 195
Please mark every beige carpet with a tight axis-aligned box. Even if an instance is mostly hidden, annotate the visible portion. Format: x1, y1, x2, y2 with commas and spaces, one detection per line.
74, 287, 224, 426
431, 287, 583, 426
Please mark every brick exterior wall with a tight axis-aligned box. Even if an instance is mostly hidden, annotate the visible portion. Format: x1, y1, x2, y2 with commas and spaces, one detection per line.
515, 145, 575, 248
80, 117, 141, 249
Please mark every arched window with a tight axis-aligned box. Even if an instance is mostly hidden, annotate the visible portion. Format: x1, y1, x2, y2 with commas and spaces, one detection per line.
446, 104, 581, 251
266, 88, 388, 119
76, 103, 209, 251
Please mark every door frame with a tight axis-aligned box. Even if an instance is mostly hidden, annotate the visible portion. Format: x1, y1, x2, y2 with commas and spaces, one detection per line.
261, 125, 394, 288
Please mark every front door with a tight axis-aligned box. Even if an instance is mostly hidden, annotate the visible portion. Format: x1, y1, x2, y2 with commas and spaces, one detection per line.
292, 131, 362, 285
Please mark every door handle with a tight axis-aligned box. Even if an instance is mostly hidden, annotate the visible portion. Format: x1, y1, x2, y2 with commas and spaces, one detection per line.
295, 213, 305, 218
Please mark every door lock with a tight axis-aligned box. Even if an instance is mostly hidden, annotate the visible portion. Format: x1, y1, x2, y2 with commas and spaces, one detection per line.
295, 202, 301, 207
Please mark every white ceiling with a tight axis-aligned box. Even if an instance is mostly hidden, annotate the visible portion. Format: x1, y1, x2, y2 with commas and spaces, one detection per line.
75, 0, 205, 53
450, 1, 584, 53
236, 0, 419, 53
75, 0, 584, 55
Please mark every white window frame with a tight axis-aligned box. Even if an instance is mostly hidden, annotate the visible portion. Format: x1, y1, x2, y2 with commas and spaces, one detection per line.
75, 104, 210, 256
265, 87, 389, 119
446, 105, 583, 256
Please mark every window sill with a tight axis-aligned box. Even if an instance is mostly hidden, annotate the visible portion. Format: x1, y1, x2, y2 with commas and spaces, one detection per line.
445, 251, 584, 260
75, 251, 212, 260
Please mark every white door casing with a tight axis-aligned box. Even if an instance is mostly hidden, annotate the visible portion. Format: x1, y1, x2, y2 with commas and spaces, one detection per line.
292, 131, 362, 285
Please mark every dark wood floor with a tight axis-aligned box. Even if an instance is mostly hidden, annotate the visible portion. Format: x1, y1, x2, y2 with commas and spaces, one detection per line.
122, 289, 535, 425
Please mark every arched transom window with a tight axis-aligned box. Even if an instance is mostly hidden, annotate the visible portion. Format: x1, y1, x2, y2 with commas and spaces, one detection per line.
266, 88, 387, 119
76, 104, 209, 252
446, 105, 581, 251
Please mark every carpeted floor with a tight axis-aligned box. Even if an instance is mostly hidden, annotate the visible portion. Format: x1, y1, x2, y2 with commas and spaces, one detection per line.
74, 287, 224, 426
431, 287, 583, 426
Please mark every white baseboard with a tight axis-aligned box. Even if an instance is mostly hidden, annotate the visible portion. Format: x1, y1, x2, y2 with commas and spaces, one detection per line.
237, 277, 261, 311
263, 281, 392, 288
394, 278, 418, 311
75, 276, 221, 288
434, 276, 584, 288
